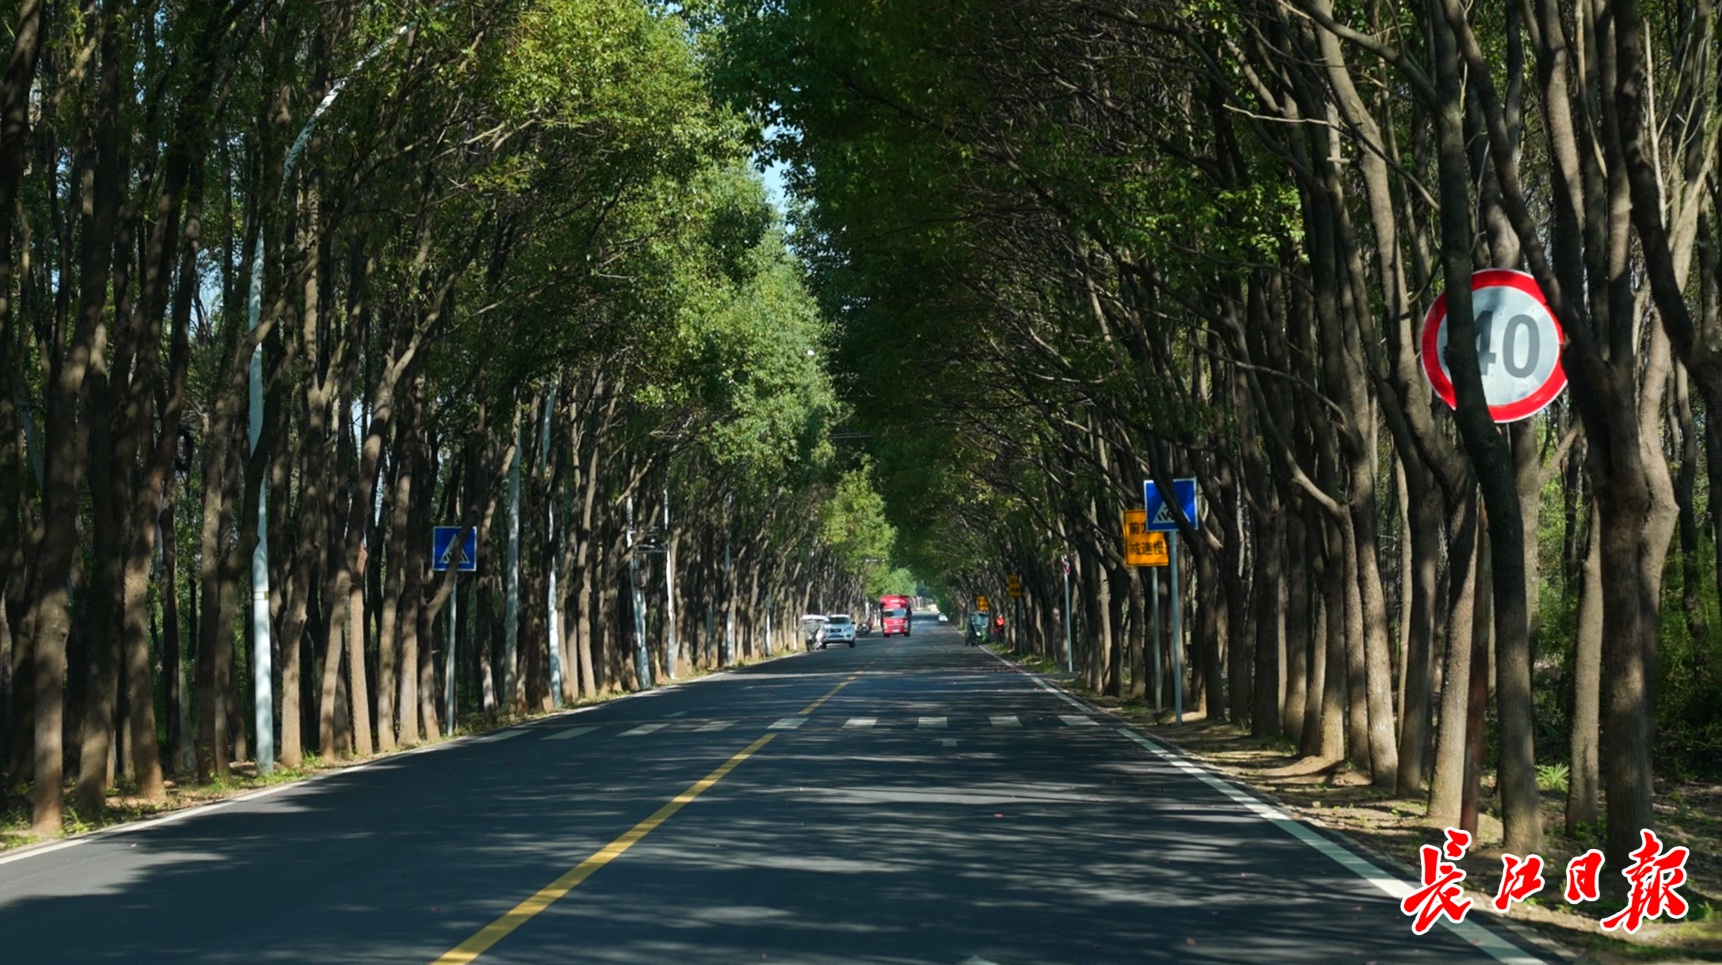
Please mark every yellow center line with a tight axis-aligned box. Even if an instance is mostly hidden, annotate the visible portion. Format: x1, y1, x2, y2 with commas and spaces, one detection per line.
798, 677, 855, 715
429, 734, 777, 965
798, 640, 902, 715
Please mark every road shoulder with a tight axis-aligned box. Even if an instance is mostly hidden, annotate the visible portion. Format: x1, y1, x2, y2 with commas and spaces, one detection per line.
981, 644, 1613, 965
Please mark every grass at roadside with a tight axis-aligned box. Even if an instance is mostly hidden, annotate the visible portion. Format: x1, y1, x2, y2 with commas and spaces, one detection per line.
0, 649, 792, 855
985, 645, 1722, 965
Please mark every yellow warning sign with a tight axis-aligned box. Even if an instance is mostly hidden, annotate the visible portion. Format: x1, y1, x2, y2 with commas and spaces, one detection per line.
1006, 574, 1023, 597
1122, 510, 1169, 567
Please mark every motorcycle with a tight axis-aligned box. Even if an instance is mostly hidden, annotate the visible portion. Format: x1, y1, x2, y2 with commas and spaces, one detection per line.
965, 615, 990, 647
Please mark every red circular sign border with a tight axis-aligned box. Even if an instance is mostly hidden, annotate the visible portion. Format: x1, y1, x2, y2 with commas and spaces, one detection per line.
1419, 269, 1567, 423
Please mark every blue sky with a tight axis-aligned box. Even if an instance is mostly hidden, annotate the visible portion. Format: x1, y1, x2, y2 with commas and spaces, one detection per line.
761, 156, 789, 212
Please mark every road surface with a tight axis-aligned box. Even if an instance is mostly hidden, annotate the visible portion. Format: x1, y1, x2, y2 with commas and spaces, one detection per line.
0, 619, 1549, 963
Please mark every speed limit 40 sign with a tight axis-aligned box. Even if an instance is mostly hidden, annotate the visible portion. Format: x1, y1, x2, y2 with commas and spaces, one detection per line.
1420, 269, 1566, 423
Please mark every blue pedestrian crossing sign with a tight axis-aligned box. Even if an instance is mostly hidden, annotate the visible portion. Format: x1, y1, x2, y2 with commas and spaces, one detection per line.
1142, 478, 1200, 532
432, 526, 478, 572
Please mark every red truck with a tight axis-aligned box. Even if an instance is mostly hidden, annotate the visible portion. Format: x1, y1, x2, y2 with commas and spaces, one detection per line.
879, 595, 912, 637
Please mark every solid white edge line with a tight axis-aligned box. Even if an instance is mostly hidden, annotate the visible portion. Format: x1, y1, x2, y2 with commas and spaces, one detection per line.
979, 645, 1547, 965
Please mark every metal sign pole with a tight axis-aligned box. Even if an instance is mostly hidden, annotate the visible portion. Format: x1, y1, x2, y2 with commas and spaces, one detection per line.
1151, 566, 1162, 714
1170, 530, 1183, 725
444, 574, 457, 730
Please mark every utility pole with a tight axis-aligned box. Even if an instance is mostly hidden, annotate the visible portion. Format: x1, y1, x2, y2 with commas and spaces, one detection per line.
242, 9, 429, 776
247, 302, 271, 774
1062, 555, 1074, 674
504, 412, 521, 709
541, 386, 561, 706
663, 490, 677, 679
627, 495, 651, 689
723, 493, 734, 667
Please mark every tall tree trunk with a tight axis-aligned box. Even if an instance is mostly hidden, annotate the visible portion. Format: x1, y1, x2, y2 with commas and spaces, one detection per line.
1396, 463, 1443, 796
1282, 507, 1309, 738
347, 542, 372, 755
31, 3, 124, 832
376, 451, 410, 749
1566, 503, 1603, 836
1251, 501, 1283, 737
160, 491, 182, 775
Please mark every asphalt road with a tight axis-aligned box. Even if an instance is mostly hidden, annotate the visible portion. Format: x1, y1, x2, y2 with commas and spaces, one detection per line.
0, 618, 1550, 963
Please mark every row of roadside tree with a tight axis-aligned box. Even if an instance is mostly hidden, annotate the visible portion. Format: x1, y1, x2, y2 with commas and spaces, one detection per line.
715, 0, 1722, 875
0, 0, 906, 839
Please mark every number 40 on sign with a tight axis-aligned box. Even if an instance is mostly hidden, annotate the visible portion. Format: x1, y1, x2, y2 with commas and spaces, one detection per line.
1420, 269, 1567, 423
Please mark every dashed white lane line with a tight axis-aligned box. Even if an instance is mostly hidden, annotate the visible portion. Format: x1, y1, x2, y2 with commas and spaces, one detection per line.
541, 726, 599, 741
843, 717, 877, 729
918, 716, 947, 729
621, 723, 668, 736
1058, 715, 1097, 727
990, 715, 1022, 728
695, 720, 734, 732
770, 718, 806, 730
474, 729, 531, 743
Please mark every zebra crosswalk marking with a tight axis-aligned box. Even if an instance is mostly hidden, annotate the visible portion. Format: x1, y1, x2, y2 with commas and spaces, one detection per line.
542, 726, 599, 741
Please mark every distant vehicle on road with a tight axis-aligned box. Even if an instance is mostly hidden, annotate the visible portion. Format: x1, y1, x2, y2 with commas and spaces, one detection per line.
824, 614, 857, 648
937, 613, 948, 624
879, 595, 912, 636
800, 615, 828, 652
965, 612, 990, 646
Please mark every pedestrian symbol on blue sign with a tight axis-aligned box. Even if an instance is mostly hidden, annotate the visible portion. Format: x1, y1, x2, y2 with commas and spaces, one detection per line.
432, 526, 478, 572
1142, 478, 1200, 532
